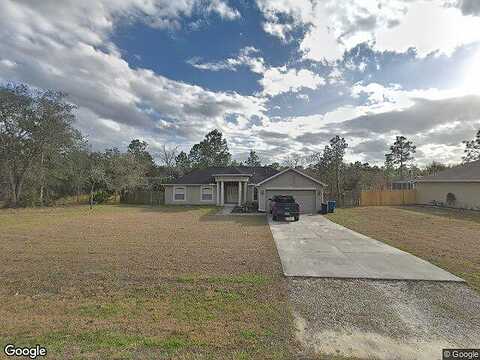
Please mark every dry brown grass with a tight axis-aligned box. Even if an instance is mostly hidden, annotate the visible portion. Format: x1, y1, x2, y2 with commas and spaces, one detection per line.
0, 205, 293, 359
326, 206, 480, 293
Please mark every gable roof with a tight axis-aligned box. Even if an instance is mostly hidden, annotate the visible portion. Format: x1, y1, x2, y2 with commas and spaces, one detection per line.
174, 166, 279, 185
417, 160, 480, 182
256, 167, 328, 187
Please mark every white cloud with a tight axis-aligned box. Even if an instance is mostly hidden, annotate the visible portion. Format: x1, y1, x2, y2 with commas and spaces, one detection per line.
299, 19, 344, 62
0, 59, 16, 69
3, 0, 479, 165
188, 46, 324, 98
260, 66, 325, 97
255, 81, 480, 164
297, 93, 309, 102
461, 48, 480, 95
187, 46, 265, 73
206, 0, 241, 20
0, 0, 260, 152
256, 0, 313, 41
342, 85, 480, 164
328, 67, 344, 84
357, 62, 367, 72
256, 0, 480, 62
187, 57, 239, 71
262, 21, 293, 42
351, 81, 480, 112
374, 1, 480, 56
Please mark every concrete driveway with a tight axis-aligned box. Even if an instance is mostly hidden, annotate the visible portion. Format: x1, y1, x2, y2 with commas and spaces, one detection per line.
269, 215, 463, 281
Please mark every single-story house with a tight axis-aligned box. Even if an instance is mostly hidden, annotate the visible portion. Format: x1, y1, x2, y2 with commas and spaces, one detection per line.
164, 166, 326, 213
416, 160, 480, 210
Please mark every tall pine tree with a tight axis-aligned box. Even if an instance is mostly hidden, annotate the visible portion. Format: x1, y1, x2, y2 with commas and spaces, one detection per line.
385, 136, 416, 179
462, 130, 480, 163
245, 150, 261, 167
188, 129, 231, 168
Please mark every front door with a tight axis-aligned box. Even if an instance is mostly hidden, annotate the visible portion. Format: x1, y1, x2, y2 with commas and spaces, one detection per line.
225, 183, 238, 204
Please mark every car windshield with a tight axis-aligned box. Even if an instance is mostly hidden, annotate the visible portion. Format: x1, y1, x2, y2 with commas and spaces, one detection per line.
273, 196, 295, 203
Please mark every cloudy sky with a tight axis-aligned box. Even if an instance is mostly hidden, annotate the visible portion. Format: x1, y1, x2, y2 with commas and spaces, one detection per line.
1, 0, 480, 165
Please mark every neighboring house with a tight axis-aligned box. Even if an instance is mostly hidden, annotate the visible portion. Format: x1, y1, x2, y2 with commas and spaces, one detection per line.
390, 180, 415, 190
164, 166, 326, 213
416, 160, 480, 210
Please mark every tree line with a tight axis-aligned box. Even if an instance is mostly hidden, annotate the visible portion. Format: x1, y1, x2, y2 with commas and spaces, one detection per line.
0, 84, 271, 207
1, 83, 479, 207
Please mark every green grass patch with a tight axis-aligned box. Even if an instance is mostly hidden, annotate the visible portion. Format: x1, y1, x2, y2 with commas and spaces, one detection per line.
239, 330, 258, 340
171, 288, 246, 322
13, 330, 192, 355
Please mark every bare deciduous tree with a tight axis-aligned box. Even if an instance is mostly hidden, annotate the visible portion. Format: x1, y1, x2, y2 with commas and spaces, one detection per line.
282, 153, 305, 168
159, 145, 178, 176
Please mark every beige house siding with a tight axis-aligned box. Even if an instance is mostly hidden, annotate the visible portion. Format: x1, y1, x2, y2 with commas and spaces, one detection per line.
164, 186, 174, 205
260, 170, 321, 188
165, 182, 252, 206
247, 185, 255, 202
416, 182, 480, 210
164, 168, 323, 209
266, 189, 316, 213
165, 185, 217, 205
257, 169, 324, 212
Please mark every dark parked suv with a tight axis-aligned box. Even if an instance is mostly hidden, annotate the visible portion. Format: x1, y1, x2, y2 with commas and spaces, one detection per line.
269, 195, 300, 221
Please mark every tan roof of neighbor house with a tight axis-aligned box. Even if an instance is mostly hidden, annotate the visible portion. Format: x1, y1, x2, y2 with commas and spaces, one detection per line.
417, 160, 480, 182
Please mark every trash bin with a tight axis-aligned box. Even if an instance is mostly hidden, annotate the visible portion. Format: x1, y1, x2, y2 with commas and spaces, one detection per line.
327, 200, 336, 213
320, 203, 328, 214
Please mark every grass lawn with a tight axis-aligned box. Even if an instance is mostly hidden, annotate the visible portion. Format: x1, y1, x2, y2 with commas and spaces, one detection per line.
0, 205, 293, 359
326, 206, 480, 293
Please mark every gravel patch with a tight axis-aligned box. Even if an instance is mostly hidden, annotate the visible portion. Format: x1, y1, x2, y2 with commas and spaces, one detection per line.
289, 278, 480, 360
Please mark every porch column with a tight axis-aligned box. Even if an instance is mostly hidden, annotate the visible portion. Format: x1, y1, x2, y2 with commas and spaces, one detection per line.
220, 181, 225, 205
245, 182, 248, 203
216, 181, 220, 206
238, 181, 242, 206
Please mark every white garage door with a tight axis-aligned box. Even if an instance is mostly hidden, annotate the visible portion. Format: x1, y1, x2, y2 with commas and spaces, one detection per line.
266, 190, 316, 214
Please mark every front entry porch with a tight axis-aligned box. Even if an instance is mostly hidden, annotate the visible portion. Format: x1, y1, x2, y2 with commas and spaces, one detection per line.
224, 182, 239, 204
214, 174, 251, 206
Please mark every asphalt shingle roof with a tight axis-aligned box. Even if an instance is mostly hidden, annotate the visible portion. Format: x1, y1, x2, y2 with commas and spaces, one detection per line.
175, 166, 279, 184
417, 160, 480, 182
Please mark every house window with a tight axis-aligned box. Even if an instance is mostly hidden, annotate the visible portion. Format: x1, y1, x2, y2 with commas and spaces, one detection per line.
253, 188, 258, 201
174, 186, 186, 201
201, 186, 213, 201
